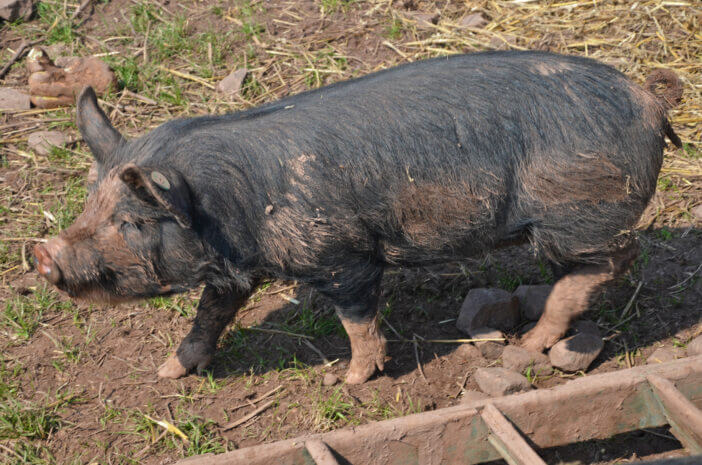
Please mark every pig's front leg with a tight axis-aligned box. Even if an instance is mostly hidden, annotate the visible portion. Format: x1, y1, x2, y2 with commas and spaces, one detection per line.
158, 284, 250, 378
334, 279, 387, 384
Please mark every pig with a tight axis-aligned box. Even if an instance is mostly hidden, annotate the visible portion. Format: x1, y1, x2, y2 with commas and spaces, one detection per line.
34, 51, 682, 384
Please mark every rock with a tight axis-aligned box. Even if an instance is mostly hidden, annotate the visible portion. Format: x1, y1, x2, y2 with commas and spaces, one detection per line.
27, 130, 67, 156
0, 88, 31, 110
455, 343, 481, 361
549, 333, 604, 372
404, 11, 440, 29
458, 13, 488, 29
687, 335, 702, 357
512, 284, 552, 321
54, 56, 79, 68
460, 389, 490, 404
502, 345, 552, 376
474, 367, 531, 397
457, 288, 521, 333
322, 373, 338, 386
0, 0, 33, 22
469, 327, 505, 359
646, 347, 676, 365
691, 204, 702, 221
217, 68, 248, 95
27, 48, 117, 108
572, 319, 600, 337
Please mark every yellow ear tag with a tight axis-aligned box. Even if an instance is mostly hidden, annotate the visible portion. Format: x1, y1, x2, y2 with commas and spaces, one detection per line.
150, 171, 170, 190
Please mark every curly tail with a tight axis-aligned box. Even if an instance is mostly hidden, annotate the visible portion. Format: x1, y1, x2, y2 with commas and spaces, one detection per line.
644, 69, 682, 147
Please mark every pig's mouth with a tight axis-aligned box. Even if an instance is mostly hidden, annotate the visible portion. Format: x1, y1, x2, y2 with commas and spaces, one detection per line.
55, 275, 187, 304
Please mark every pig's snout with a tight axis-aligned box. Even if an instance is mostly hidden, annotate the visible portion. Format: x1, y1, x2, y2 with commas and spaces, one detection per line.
34, 240, 65, 285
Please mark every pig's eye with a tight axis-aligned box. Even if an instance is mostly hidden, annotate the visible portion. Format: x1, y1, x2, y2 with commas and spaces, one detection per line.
120, 222, 140, 235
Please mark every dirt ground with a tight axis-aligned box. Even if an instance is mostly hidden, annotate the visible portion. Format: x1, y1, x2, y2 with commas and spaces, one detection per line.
1, 0, 701, 464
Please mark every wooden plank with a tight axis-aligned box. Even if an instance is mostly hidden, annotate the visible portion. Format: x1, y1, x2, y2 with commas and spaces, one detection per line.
648, 375, 702, 454
481, 403, 546, 465
177, 355, 702, 465
304, 440, 340, 465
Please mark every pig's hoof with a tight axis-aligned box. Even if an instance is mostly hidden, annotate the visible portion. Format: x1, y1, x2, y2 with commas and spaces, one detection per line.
345, 343, 386, 385
520, 329, 561, 353
158, 354, 188, 379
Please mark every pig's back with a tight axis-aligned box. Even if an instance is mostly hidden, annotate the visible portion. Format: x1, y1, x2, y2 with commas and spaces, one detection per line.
164, 51, 670, 266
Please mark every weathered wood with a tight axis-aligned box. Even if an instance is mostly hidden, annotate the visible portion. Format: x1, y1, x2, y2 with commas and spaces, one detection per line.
481, 403, 546, 465
305, 440, 341, 465
648, 375, 702, 454
177, 355, 702, 465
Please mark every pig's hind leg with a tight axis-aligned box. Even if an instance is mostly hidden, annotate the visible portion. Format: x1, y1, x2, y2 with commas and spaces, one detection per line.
158, 284, 250, 378
328, 269, 386, 384
521, 240, 639, 353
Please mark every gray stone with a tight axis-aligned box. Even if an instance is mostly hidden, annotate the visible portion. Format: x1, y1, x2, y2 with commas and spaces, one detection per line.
512, 284, 552, 321
0, 0, 33, 22
502, 345, 552, 376
0, 88, 31, 110
455, 343, 481, 361
322, 373, 338, 386
474, 367, 531, 397
54, 56, 79, 68
460, 389, 490, 404
27, 130, 67, 156
457, 288, 520, 334
691, 204, 702, 221
458, 13, 488, 29
687, 335, 702, 357
217, 68, 248, 95
572, 319, 600, 337
469, 327, 505, 359
549, 333, 604, 372
646, 347, 676, 365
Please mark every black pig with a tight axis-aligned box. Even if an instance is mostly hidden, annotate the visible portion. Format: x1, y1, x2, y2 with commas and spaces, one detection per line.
35, 51, 682, 383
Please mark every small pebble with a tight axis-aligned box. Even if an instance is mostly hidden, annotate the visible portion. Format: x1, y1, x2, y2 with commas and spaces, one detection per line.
457, 288, 520, 333
474, 367, 531, 397
460, 389, 490, 404
502, 345, 553, 376
646, 347, 676, 365
512, 284, 552, 321
572, 319, 600, 337
218, 68, 248, 95
469, 327, 505, 359
687, 335, 702, 357
322, 373, 338, 386
0, 88, 31, 110
27, 130, 67, 156
549, 333, 603, 372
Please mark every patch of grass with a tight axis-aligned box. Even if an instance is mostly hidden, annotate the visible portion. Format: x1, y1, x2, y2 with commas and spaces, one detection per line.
44, 176, 87, 235
37, 1, 76, 44
319, 0, 355, 14
149, 295, 197, 318
496, 267, 523, 292
134, 409, 227, 457
313, 386, 354, 431
682, 143, 700, 159
386, 18, 404, 39
656, 227, 674, 241
282, 305, 342, 338
0, 389, 82, 440
2, 285, 67, 341
657, 177, 675, 191
4, 442, 55, 465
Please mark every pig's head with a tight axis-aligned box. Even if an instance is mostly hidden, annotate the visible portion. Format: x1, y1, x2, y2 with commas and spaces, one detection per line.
34, 87, 207, 302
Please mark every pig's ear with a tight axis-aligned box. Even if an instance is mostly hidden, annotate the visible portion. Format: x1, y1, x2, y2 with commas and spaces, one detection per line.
76, 86, 124, 165
119, 163, 192, 229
